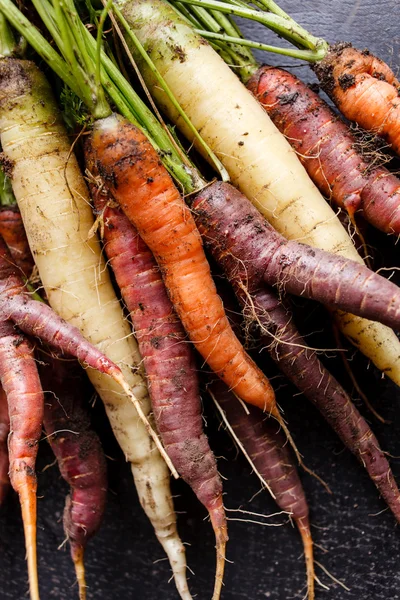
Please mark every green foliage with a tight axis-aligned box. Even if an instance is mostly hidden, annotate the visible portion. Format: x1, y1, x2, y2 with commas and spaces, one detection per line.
59, 85, 92, 131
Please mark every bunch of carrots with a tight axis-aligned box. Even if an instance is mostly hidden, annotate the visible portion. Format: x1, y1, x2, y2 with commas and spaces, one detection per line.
0, 0, 399, 598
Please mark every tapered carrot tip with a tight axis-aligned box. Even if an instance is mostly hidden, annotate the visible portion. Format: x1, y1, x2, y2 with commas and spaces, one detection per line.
297, 517, 315, 600
71, 544, 87, 600
209, 495, 228, 600
15, 474, 40, 600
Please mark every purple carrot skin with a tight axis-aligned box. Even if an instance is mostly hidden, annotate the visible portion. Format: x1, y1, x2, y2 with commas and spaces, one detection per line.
251, 288, 400, 522
246, 66, 400, 234
0, 206, 35, 277
210, 380, 314, 600
0, 319, 43, 600
192, 181, 400, 331
40, 356, 107, 600
195, 185, 400, 521
0, 384, 10, 506
86, 158, 227, 596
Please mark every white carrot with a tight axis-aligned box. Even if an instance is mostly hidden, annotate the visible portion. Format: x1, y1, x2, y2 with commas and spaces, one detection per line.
113, 0, 400, 386
0, 56, 191, 600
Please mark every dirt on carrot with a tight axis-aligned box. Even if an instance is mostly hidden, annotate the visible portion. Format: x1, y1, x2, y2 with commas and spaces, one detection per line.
314, 43, 400, 155
247, 65, 400, 235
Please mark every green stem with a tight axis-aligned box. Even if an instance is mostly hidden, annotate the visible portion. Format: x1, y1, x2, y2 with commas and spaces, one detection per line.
197, 30, 328, 64
82, 12, 203, 189
175, 0, 327, 52
93, 0, 114, 118
0, 0, 203, 191
111, 1, 230, 182
0, 11, 16, 57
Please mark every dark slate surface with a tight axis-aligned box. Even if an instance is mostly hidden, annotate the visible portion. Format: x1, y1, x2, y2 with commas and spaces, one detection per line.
2, 1, 400, 598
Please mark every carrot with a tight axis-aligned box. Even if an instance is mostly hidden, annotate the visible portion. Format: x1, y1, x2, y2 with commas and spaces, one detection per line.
314, 44, 400, 155
167, 0, 400, 157
192, 181, 400, 330
86, 154, 227, 598
193, 180, 400, 520
0, 205, 34, 277
247, 65, 400, 235
0, 317, 43, 600
40, 356, 107, 600
210, 380, 314, 600
111, 0, 400, 389
0, 229, 169, 599
0, 384, 9, 507
0, 40, 190, 599
90, 114, 276, 418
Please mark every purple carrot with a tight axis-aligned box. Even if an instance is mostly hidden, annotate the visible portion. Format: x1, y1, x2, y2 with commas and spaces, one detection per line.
193, 184, 400, 522
85, 150, 227, 597
40, 356, 107, 600
0, 205, 35, 277
210, 379, 314, 600
192, 181, 400, 330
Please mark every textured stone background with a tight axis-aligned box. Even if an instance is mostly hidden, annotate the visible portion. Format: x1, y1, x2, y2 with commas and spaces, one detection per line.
1, 1, 400, 598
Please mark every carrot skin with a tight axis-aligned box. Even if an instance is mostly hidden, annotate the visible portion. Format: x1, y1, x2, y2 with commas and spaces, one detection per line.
251, 287, 400, 521
212, 380, 314, 599
0, 384, 10, 506
40, 356, 107, 598
0, 235, 123, 380
314, 44, 400, 155
86, 166, 227, 597
90, 180, 224, 513
0, 319, 43, 600
247, 65, 400, 234
88, 113, 276, 414
0, 206, 35, 277
195, 183, 400, 520
193, 182, 400, 331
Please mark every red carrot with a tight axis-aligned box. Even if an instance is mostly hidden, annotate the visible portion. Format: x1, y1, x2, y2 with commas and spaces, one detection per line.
0, 318, 43, 600
210, 380, 314, 600
192, 181, 400, 331
88, 114, 276, 417
0, 231, 168, 599
40, 356, 107, 600
313, 43, 400, 155
0, 384, 10, 506
0, 205, 34, 276
247, 65, 400, 234
85, 155, 227, 598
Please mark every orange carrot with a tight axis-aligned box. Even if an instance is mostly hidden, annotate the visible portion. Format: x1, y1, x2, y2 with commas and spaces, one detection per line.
0, 384, 9, 507
314, 43, 400, 155
89, 114, 276, 416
